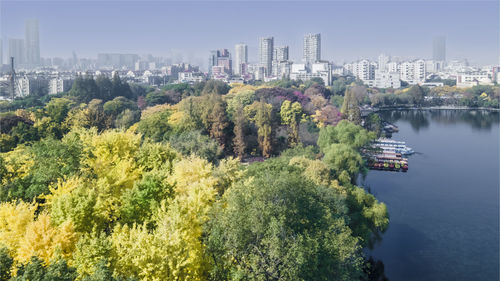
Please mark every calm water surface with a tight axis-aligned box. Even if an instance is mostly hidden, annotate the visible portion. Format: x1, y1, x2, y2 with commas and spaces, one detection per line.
362, 110, 499, 281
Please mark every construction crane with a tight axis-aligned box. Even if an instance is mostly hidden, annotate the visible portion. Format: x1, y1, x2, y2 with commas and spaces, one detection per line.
10, 57, 16, 100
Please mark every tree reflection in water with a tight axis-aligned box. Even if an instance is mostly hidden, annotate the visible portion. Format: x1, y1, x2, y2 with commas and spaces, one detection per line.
378, 109, 499, 132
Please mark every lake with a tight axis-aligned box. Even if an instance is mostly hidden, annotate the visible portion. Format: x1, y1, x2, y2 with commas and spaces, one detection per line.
362, 110, 499, 281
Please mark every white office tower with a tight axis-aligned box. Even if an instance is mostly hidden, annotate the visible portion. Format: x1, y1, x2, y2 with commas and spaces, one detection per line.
25, 19, 40, 68
378, 54, 390, 72
234, 43, 248, 75
303, 33, 321, 64
259, 37, 274, 77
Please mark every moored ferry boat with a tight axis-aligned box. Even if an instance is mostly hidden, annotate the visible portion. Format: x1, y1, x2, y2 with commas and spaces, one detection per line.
364, 138, 413, 172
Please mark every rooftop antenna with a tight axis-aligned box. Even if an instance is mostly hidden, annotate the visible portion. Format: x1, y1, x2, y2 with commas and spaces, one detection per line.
10, 57, 16, 100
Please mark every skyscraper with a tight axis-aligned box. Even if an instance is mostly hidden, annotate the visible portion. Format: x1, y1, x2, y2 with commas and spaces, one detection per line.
303, 33, 321, 64
234, 43, 248, 75
208, 50, 219, 73
25, 19, 40, 67
259, 37, 274, 76
0, 39, 3, 66
208, 49, 232, 75
274, 46, 289, 62
217, 49, 232, 75
9, 38, 25, 67
433, 36, 446, 62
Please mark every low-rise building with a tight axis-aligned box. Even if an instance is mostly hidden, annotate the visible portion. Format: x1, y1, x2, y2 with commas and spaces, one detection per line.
178, 72, 205, 84
374, 71, 401, 88
456, 71, 493, 88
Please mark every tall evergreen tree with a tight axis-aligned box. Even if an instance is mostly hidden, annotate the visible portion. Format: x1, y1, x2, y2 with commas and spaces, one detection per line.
245, 101, 273, 158
232, 106, 247, 158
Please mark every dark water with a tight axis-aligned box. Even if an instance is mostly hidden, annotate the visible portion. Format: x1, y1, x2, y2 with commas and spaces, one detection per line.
362, 110, 500, 281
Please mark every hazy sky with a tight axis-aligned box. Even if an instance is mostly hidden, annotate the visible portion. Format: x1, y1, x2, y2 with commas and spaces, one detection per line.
1, 0, 498, 67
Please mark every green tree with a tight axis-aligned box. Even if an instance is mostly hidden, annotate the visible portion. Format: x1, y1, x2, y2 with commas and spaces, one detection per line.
135, 107, 173, 142
43, 259, 77, 281
317, 120, 376, 152
168, 130, 222, 163
280, 100, 303, 146
95, 75, 113, 101
114, 109, 140, 129
206, 166, 363, 281
232, 106, 247, 158
341, 88, 362, 125
11, 256, 46, 281
407, 85, 425, 105
364, 113, 382, 137
103, 97, 137, 118
200, 94, 229, 148
201, 80, 230, 96
145, 91, 169, 106
0, 247, 13, 281
111, 73, 133, 100
45, 98, 74, 124
67, 99, 112, 132
119, 169, 174, 227
331, 79, 347, 96
23, 136, 83, 201
245, 101, 273, 158
323, 143, 364, 184
69, 75, 99, 103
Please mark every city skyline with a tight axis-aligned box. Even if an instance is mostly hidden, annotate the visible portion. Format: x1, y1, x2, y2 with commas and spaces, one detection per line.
0, 1, 498, 67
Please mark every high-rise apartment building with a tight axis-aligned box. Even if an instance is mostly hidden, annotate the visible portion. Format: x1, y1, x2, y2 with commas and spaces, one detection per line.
234, 43, 248, 75
9, 39, 25, 68
259, 37, 274, 76
344, 59, 376, 81
25, 19, 40, 67
303, 33, 321, 64
273, 46, 289, 62
378, 54, 390, 71
433, 36, 446, 62
400, 59, 426, 84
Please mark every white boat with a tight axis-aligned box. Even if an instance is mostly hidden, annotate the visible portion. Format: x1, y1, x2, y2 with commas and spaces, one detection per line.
372, 138, 414, 155
380, 146, 415, 155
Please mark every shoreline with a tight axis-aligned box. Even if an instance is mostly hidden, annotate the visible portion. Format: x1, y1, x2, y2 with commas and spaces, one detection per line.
373, 106, 500, 112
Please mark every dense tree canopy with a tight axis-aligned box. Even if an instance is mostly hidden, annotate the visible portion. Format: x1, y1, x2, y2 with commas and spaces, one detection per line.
0, 79, 391, 281
206, 162, 363, 281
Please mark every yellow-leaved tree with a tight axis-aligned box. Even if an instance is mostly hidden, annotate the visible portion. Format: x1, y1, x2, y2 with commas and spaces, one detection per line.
81, 129, 143, 225
0, 201, 36, 256
0, 201, 78, 267
0, 146, 33, 185
111, 156, 218, 281
17, 214, 78, 265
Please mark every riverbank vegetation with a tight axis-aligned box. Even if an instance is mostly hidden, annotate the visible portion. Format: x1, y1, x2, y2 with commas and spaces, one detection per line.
0, 76, 393, 280
370, 84, 499, 109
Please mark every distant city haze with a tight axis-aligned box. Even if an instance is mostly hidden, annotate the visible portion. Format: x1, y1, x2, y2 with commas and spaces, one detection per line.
0, 1, 498, 68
